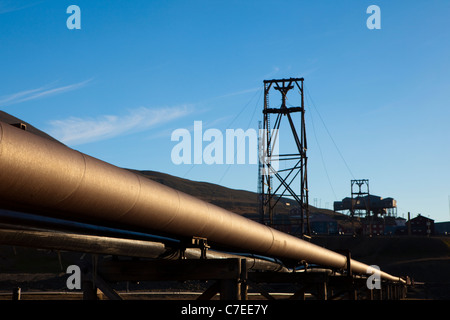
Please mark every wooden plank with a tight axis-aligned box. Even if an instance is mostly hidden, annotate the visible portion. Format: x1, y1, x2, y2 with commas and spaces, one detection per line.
197, 281, 220, 300
290, 287, 306, 300
91, 272, 122, 300
247, 282, 276, 300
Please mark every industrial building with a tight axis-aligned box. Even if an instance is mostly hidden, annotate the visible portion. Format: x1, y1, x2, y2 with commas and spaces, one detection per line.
385, 217, 407, 235
407, 214, 435, 236
333, 188, 399, 236
334, 195, 397, 217
435, 221, 450, 235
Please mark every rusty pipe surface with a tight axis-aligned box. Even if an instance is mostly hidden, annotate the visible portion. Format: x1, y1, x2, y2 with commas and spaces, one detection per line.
0, 121, 404, 283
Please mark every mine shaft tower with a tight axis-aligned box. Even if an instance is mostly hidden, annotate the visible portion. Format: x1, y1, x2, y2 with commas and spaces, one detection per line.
259, 78, 310, 236
351, 179, 370, 219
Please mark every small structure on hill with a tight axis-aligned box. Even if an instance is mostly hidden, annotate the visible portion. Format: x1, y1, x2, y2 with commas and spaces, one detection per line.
407, 214, 434, 236
333, 179, 398, 236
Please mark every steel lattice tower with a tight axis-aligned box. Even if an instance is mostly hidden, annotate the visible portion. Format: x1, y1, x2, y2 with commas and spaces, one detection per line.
350, 179, 370, 235
259, 78, 310, 236
350, 179, 370, 218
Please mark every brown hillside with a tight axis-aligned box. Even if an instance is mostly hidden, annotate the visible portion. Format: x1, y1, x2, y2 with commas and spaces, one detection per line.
0, 111, 63, 144
132, 169, 351, 226
130, 169, 260, 216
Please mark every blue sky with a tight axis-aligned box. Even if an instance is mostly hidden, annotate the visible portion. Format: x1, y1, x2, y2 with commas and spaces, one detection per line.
1, 1, 449, 222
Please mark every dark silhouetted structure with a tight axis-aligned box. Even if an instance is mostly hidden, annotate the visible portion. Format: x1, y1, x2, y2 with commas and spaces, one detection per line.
259, 78, 310, 236
407, 214, 434, 236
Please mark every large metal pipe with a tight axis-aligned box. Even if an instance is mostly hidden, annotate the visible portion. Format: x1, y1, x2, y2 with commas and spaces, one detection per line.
0, 209, 179, 244
0, 226, 288, 272
0, 209, 288, 272
0, 121, 404, 282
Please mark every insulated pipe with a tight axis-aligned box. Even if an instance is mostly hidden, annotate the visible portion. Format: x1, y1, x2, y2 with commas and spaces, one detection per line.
0, 121, 404, 283
0, 209, 180, 244
0, 210, 288, 272
0, 226, 288, 272
0, 226, 168, 259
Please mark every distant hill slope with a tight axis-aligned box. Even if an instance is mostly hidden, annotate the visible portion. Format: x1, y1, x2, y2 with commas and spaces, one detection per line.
130, 169, 260, 217
131, 170, 347, 219
0, 111, 63, 144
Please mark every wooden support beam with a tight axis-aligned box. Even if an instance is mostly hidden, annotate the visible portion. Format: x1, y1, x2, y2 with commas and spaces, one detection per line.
12, 287, 21, 301
197, 281, 220, 300
98, 258, 242, 282
80, 258, 246, 301
248, 282, 276, 300
317, 281, 328, 300
220, 279, 240, 300
82, 270, 122, 300
90, 271, 122, 300
290, 286, 306, 300
78, 255, 405, 301
240, 259, 248, 300
248, 271, 329, 300
82, 279, 98, 300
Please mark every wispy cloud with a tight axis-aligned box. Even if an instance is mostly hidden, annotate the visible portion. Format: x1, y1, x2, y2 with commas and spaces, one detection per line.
0, 79, 92, 107
262, 67, 280, 80
48, 105, 193, 146
215, 87, 261, 99
0, 1, 43, 14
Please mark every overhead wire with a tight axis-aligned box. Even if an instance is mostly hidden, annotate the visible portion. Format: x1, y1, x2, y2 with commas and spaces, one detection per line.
304, 93, 338, 200
182, 87, 263, 180
217, 88, 263, 185
304, 85, 355, 180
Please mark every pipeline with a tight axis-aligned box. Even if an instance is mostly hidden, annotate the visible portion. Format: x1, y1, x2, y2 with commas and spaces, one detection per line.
0, 225, 288, 272
0, 209, 179, 244
0, 121, 405, 283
